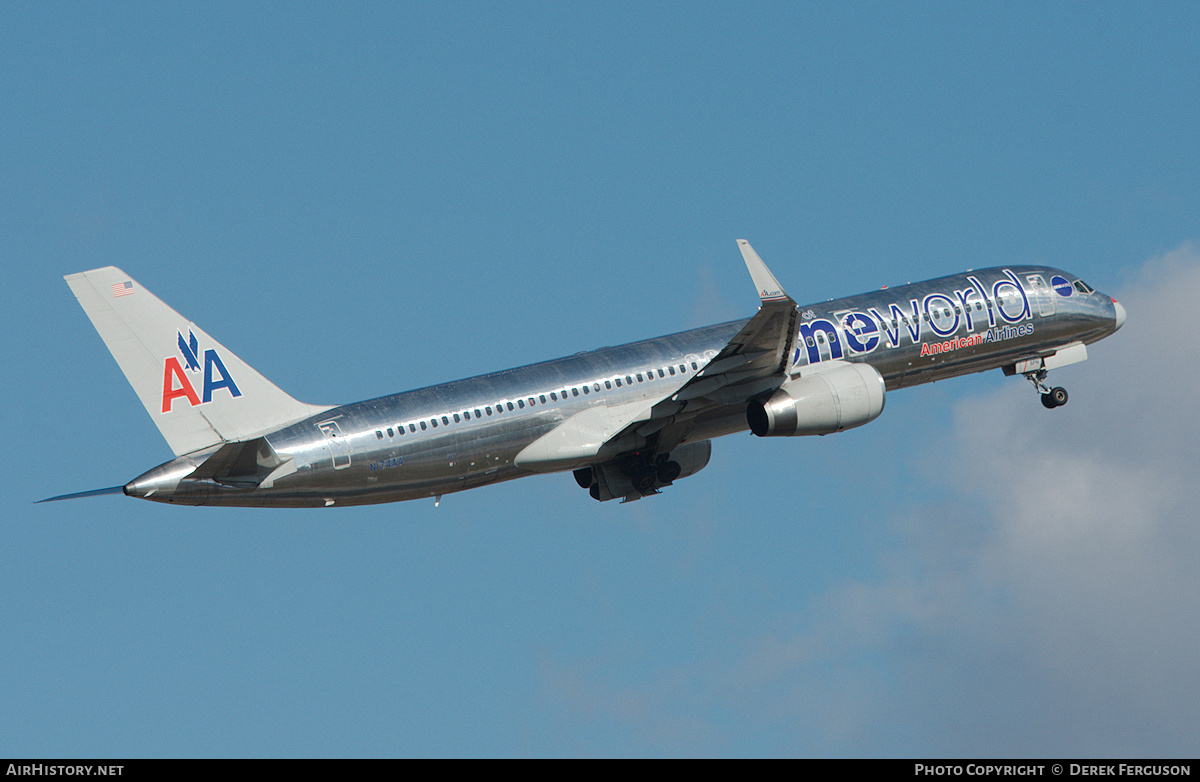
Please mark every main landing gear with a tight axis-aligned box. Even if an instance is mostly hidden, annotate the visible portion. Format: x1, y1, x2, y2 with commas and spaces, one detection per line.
622, 452, 682, 494
573, 451, 684, 501
1024, 368, 1069, 409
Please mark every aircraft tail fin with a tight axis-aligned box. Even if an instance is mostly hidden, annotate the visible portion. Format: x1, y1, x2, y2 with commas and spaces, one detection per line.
65, 267, 332, 456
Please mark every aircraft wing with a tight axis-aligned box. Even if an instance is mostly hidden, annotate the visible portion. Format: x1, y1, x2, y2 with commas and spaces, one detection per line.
670, 240, 798, 405
514, 241, 798, 470
626, 240, 798, 449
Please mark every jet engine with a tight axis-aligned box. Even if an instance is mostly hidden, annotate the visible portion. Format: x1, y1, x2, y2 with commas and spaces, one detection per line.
574, 440, 712, 502
747, 361, 885, 437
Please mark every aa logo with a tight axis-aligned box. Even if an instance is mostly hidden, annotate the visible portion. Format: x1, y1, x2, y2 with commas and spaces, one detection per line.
161, 330, 242, 413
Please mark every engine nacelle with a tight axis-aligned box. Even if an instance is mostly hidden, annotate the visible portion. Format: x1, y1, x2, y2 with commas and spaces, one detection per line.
576, 440, 712, 502
747, 361, 885, 437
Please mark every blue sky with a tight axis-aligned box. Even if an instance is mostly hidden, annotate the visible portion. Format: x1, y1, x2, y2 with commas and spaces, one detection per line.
4, 2, 1199, 757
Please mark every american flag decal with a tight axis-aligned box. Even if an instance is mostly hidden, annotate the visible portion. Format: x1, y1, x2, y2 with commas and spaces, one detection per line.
111, 281, 134, 298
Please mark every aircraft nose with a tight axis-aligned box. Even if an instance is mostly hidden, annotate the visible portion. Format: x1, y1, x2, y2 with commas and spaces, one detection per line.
1112, 299, 1126, 331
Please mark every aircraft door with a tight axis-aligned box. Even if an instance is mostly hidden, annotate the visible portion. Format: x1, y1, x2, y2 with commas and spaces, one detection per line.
317, 419, 352, 469
1026, 274, 1055, 317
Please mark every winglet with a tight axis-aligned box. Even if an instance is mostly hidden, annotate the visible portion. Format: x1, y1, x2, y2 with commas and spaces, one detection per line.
737, 240, 792, 304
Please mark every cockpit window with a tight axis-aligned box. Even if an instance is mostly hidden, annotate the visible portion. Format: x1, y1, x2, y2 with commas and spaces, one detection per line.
1073, 279, 1094, 294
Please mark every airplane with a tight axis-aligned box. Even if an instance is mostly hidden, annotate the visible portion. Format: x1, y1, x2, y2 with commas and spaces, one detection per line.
43, 241, 1125, 507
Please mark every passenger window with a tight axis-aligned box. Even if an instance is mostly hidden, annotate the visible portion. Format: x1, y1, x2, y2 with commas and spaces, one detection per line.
528, 397, 535, 406
806, 337, 815, 347
690, 363, 697, 371
420, 421, 427, 430
376, 430, 383, 439
572, 388, 579, 396
627, 375, 634, 383
550, 392, 558, 401
679, 364, 686, 373
540, 395, 546, 403
475, 409, 482, 418
387, 428, 394, 437
398, 426, 405, 435
463, 411, 470, 420
582, 386, 589, 394
605, 380, 612, 389
453, 413, 461, 423
658, 369, 665, 378
409, 424, 416, 433
431, 418, 438, 428
668, 366, 675, 375
637, 373, 643, 382
485, 406, 492, 415
614, 378, 622, 387
517, 399, 525, 408
593, 383, 600, 392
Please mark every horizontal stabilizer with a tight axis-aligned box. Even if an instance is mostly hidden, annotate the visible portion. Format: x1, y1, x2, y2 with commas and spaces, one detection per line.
38, 486, 126, 503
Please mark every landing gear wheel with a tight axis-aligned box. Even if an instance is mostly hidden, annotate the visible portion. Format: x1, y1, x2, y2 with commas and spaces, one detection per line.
1026, 367, 1068, 408
1041, 387, 1069, 408
656, 461, 681, 484
633, 472, 657, 493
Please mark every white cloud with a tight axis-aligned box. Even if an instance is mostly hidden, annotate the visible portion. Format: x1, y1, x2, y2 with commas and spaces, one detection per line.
905, 242, 1200, 755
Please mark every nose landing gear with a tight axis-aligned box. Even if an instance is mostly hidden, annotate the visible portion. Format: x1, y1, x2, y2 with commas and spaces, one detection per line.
1025, 368, 1069, 409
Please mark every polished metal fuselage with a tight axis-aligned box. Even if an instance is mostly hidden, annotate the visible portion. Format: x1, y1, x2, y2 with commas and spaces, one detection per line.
126, 266, 1121, 507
